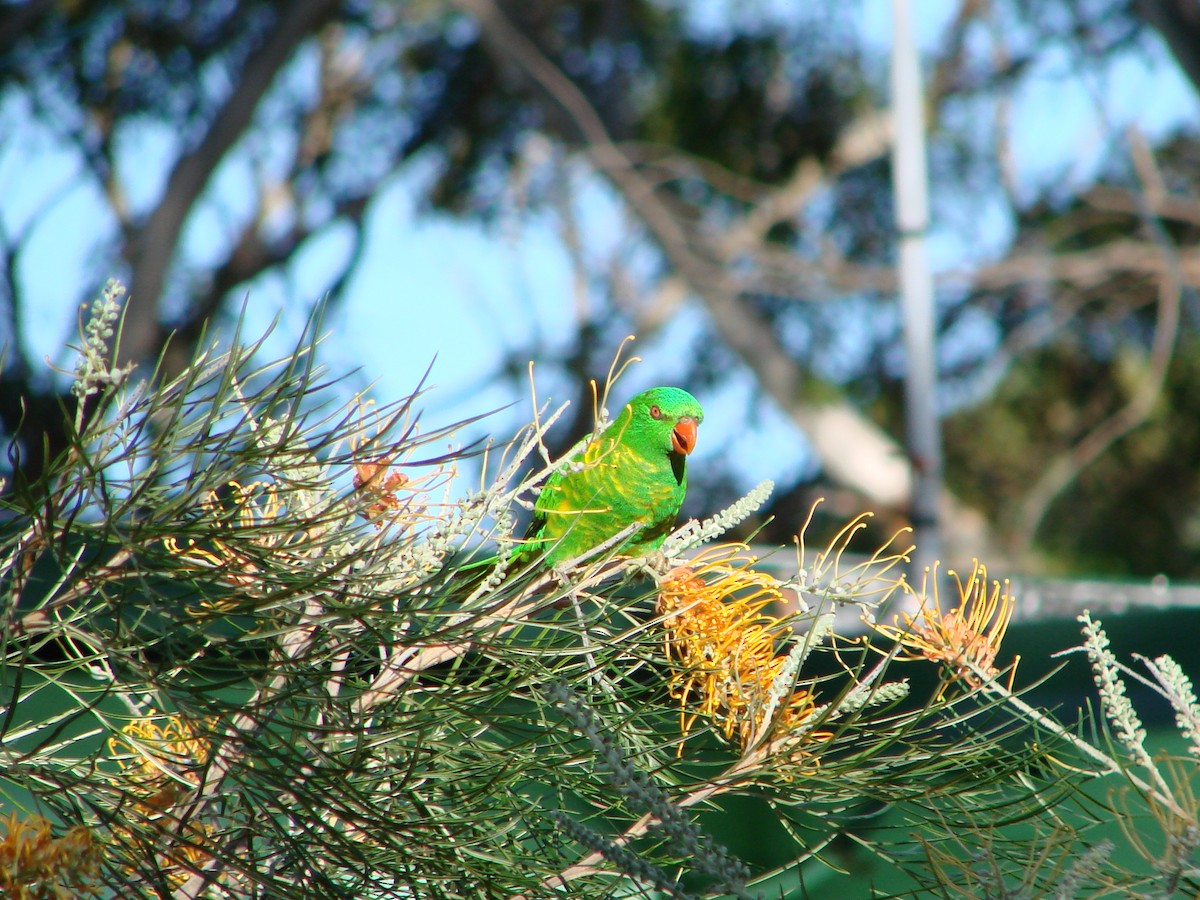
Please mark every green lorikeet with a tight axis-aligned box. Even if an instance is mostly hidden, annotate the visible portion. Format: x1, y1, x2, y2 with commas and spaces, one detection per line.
522, 387, 704, 567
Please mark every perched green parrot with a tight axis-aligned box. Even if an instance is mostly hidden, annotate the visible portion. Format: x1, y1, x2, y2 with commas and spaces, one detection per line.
521, 387, 704, 567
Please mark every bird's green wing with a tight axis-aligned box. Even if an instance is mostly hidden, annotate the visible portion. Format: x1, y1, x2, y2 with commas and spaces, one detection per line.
523, 429, 683, 566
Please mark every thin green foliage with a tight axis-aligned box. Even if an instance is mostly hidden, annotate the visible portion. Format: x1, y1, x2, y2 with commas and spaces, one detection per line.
0, 281, 1151, 899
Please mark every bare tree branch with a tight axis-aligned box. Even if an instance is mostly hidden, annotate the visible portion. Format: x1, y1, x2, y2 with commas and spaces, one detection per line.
1012, 128, 1187, 553
118, 0, 341, 369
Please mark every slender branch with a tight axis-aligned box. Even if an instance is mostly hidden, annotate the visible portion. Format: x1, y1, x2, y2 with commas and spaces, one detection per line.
169, 610, 323, 899
354, 531, 638, 713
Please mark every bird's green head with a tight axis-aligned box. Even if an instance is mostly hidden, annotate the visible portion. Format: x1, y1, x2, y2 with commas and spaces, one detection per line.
618, 386, 704, 458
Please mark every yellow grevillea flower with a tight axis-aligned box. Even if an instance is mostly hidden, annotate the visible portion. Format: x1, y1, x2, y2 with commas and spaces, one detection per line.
164, 480, 289, 577
873, 560, 1015, 690
109, 712, 213, 804
657, 545, 818, 749
163, 480, 301, 610
107, 712, 216, 886
0, 813, 102, 898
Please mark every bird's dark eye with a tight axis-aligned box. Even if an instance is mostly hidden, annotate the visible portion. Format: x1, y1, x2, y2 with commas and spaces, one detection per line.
649, 405, 663, 419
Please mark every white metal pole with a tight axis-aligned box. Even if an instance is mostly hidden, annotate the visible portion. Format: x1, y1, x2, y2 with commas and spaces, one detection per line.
891, 0, 943, 577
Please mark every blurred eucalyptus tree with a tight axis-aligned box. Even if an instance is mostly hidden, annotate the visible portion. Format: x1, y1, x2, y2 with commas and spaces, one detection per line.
2, 0, 1200, 573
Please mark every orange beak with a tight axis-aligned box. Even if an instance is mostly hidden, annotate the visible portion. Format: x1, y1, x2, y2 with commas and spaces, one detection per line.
671, 417, 699, 456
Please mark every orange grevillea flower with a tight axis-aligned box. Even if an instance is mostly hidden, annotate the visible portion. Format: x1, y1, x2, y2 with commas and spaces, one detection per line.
349, 407, 457, 529
872, 560, 1015, 690
657, 545, 818, 750
352, 456, 410, 520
